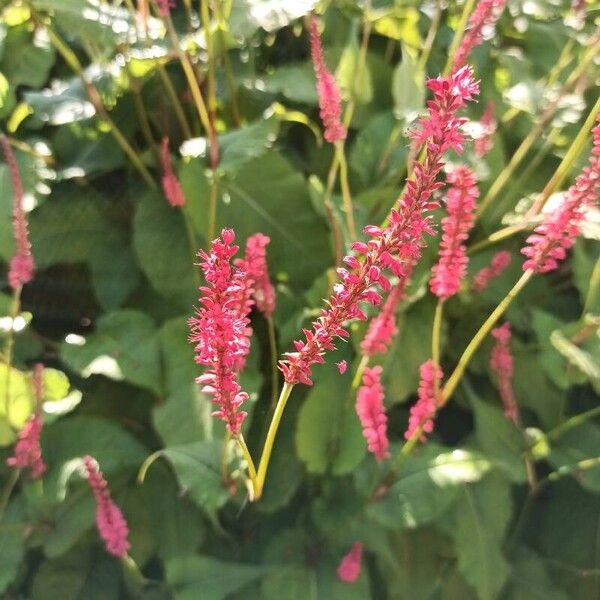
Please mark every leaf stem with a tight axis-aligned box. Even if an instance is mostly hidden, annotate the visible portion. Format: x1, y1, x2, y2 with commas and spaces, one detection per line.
3, 288, 21, 425
266, 316, 279, 409
351, 355, 370, 390
0, 469, 20, 520
443, 0, 477, 76
432, 299, 443, 370
335, 141, 357, 240
583, 257, 600, 315
235, 433, 258, 499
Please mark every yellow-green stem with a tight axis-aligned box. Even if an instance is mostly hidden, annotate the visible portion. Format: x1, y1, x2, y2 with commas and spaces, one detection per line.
254, 381, 294, 499
583, 258, 600, 315
266, 316, 279, 408
547, 406, 600, 443
418, 0, 442, 71
335, 141, 357, 240
157, 65, 193, 139
207, 172, 219, 242
443, 0, 477, 76
352, 354, 370, 390
235, 433, 258, 498
3, 288, 21, 425
432, 300, 443, 369
442, 270, 533, 402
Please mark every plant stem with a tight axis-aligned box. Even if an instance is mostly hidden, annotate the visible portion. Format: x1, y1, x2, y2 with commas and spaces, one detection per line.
3, 288, 21, 425
352, 355, 370, 390
418, 0, 442, 71
0, 469, 20, 520
432, 300, 443, 369
157, 65, 193, 139
266, 317, 279, 408
235, 433, 258, 498
442, 270, 533, 403
207, 170, 219, 242
546, 406, 600, 443
335, 141, 357, 240
443, 0, 477, 76
583, 258, 600, 315
254, 381, 294, 499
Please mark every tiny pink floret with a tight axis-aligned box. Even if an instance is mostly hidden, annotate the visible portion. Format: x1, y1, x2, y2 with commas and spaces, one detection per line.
356, 366, 390, 461
239, 233, 276, 319
161, 137, 186, 207
82, 456, 130, 558
405, 360, 443, 442
336, 360, 347, 374
472, 250, 511, 292
7, 414, 46, 479
337, 542, 363, 583
490, 323, 519, 423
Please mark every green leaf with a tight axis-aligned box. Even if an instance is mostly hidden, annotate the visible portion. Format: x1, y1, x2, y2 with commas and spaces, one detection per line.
442, 474, 512, 600
0, 501, 26, 594
0, 363, 35, 443
263, 63, 318, 105
60, 310, 162, 394
166, 555, 266, 600
133, 190, 197, 309
336, 22, 373, 105
157, 441, 228, 511
367, 446, 491, 529
392, 44, 424, 120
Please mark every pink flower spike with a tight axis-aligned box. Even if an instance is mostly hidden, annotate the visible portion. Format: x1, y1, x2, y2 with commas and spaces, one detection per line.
430, 165, 478, 299
472, 250, 511, 292
337, 542, 363, 583
490, 323, 519, 423
279, 67, 479, 386
156, 0, 175, 16
6, 414, 46, 479
452, 0, 508, 71
82, 456, 130, 558
521, 116, 600, 273
1, 134, 34, 290
161, 137, 186, 207
356, 366, 390, 460
308, 15, 346, 144
336, 360, 347, 374
189, 229, 251, 434
241, 233, 276, 318
475, 101, 497, 158
405, 360, 443, 442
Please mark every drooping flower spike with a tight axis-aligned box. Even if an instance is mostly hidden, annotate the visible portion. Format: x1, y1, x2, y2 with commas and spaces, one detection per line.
490, 323, 519, 423
1, 134, 34, 290
161, 137, 186, 208
189, 230, 252, 435
452, 0, 508, 71
308, 15, 346, 144
156, 0, 175, 17
337, 542, 363, 583
521, 115, 600, 273
472, 250, 511, 292
355, 366, 390, 461
82, 456, 130, 557
279, 66, 479, 386
6, 414, 46, 479
239, 233, 276, 319
430, 165, 479, 299
405, 360, 443, 442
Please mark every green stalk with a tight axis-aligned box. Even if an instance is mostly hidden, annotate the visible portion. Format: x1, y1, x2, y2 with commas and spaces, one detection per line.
335, 141, 357, 240
418, 0, 442, 71
266, 317, 279, 409
431, 300, 443, 369
3, 288, 21, 425
443, 0, 477, 76
583, 258, 600, 315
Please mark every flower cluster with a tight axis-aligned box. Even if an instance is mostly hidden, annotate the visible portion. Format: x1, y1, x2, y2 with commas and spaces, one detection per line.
521, 116, 600, 273
337, 542, 363, 583
239, 233, 276, 319
490, 323, 519, 423
452, 0, 508, 71
309, 15, 346, 144
189, 230, 251, 434
156, 0, 175, 17
6, 414, 46, 478
279, 67, 479, 385
475, 101, 497, 157
82, 456, 130, 557
405, 360, 443, 442
430, 165, 478, 299
355, 366, 390, 461
161, 137, 186, 207
1, 134, 34, 289
472, 250, 511, 292
360, 280, 406, 357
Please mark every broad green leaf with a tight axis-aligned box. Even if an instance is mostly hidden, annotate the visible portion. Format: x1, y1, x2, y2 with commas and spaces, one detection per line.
0, 500, 26, 594
133, 190, 198, 309
0, 363, 35, 443
60, 310, 162, 394
263, 63, 318, 105
392, 44, 424, 120
336, 21, 373, 105
166, 555, 266, 600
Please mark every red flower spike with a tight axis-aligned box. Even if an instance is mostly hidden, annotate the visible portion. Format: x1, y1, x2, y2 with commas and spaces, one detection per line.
161, 137, 186, 208
82, 456, 130, 558
356, 366, 390, 461
430, 165, 479, 299
472, 250, 511, 292
405, 360, 443, 442
521, 116, 600, 273
6, 414, 46, 479
337, 542, 363, 583
453, 0, 508, 71
240, 233, 276, 319
1, 135, 34, 289
279, 67, 479, 386
189, 230, 252, 435
490, 323, 519, 423
308, 15, 346, 144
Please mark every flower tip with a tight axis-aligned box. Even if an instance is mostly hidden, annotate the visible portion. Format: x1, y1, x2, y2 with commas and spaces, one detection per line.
336, 360, 347, 374
337, 542, 363, 583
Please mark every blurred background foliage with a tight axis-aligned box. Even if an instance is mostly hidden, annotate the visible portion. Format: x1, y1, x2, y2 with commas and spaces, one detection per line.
0, 0, 599, 598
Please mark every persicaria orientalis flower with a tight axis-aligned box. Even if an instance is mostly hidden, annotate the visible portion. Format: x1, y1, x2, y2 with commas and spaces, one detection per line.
452, 0, 508, 71
238, 233, 276, 319
156, 0, 175, 16
308, 15, 346, 144
161, 137, 186, 207
189, 229, 252, 435
280, 66, 479, 386
472, 250, 511, 292
1, 134, 34, 289
430, 165, 478, 299
490, 323, 519, 423
82, 456, 130, 557
337, 542, 363, 583
475, 101, 497, 157
7, 414, 46, 478
521, 116, 600, 273
355, 366, 390, 461
405, 360, 443, 442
